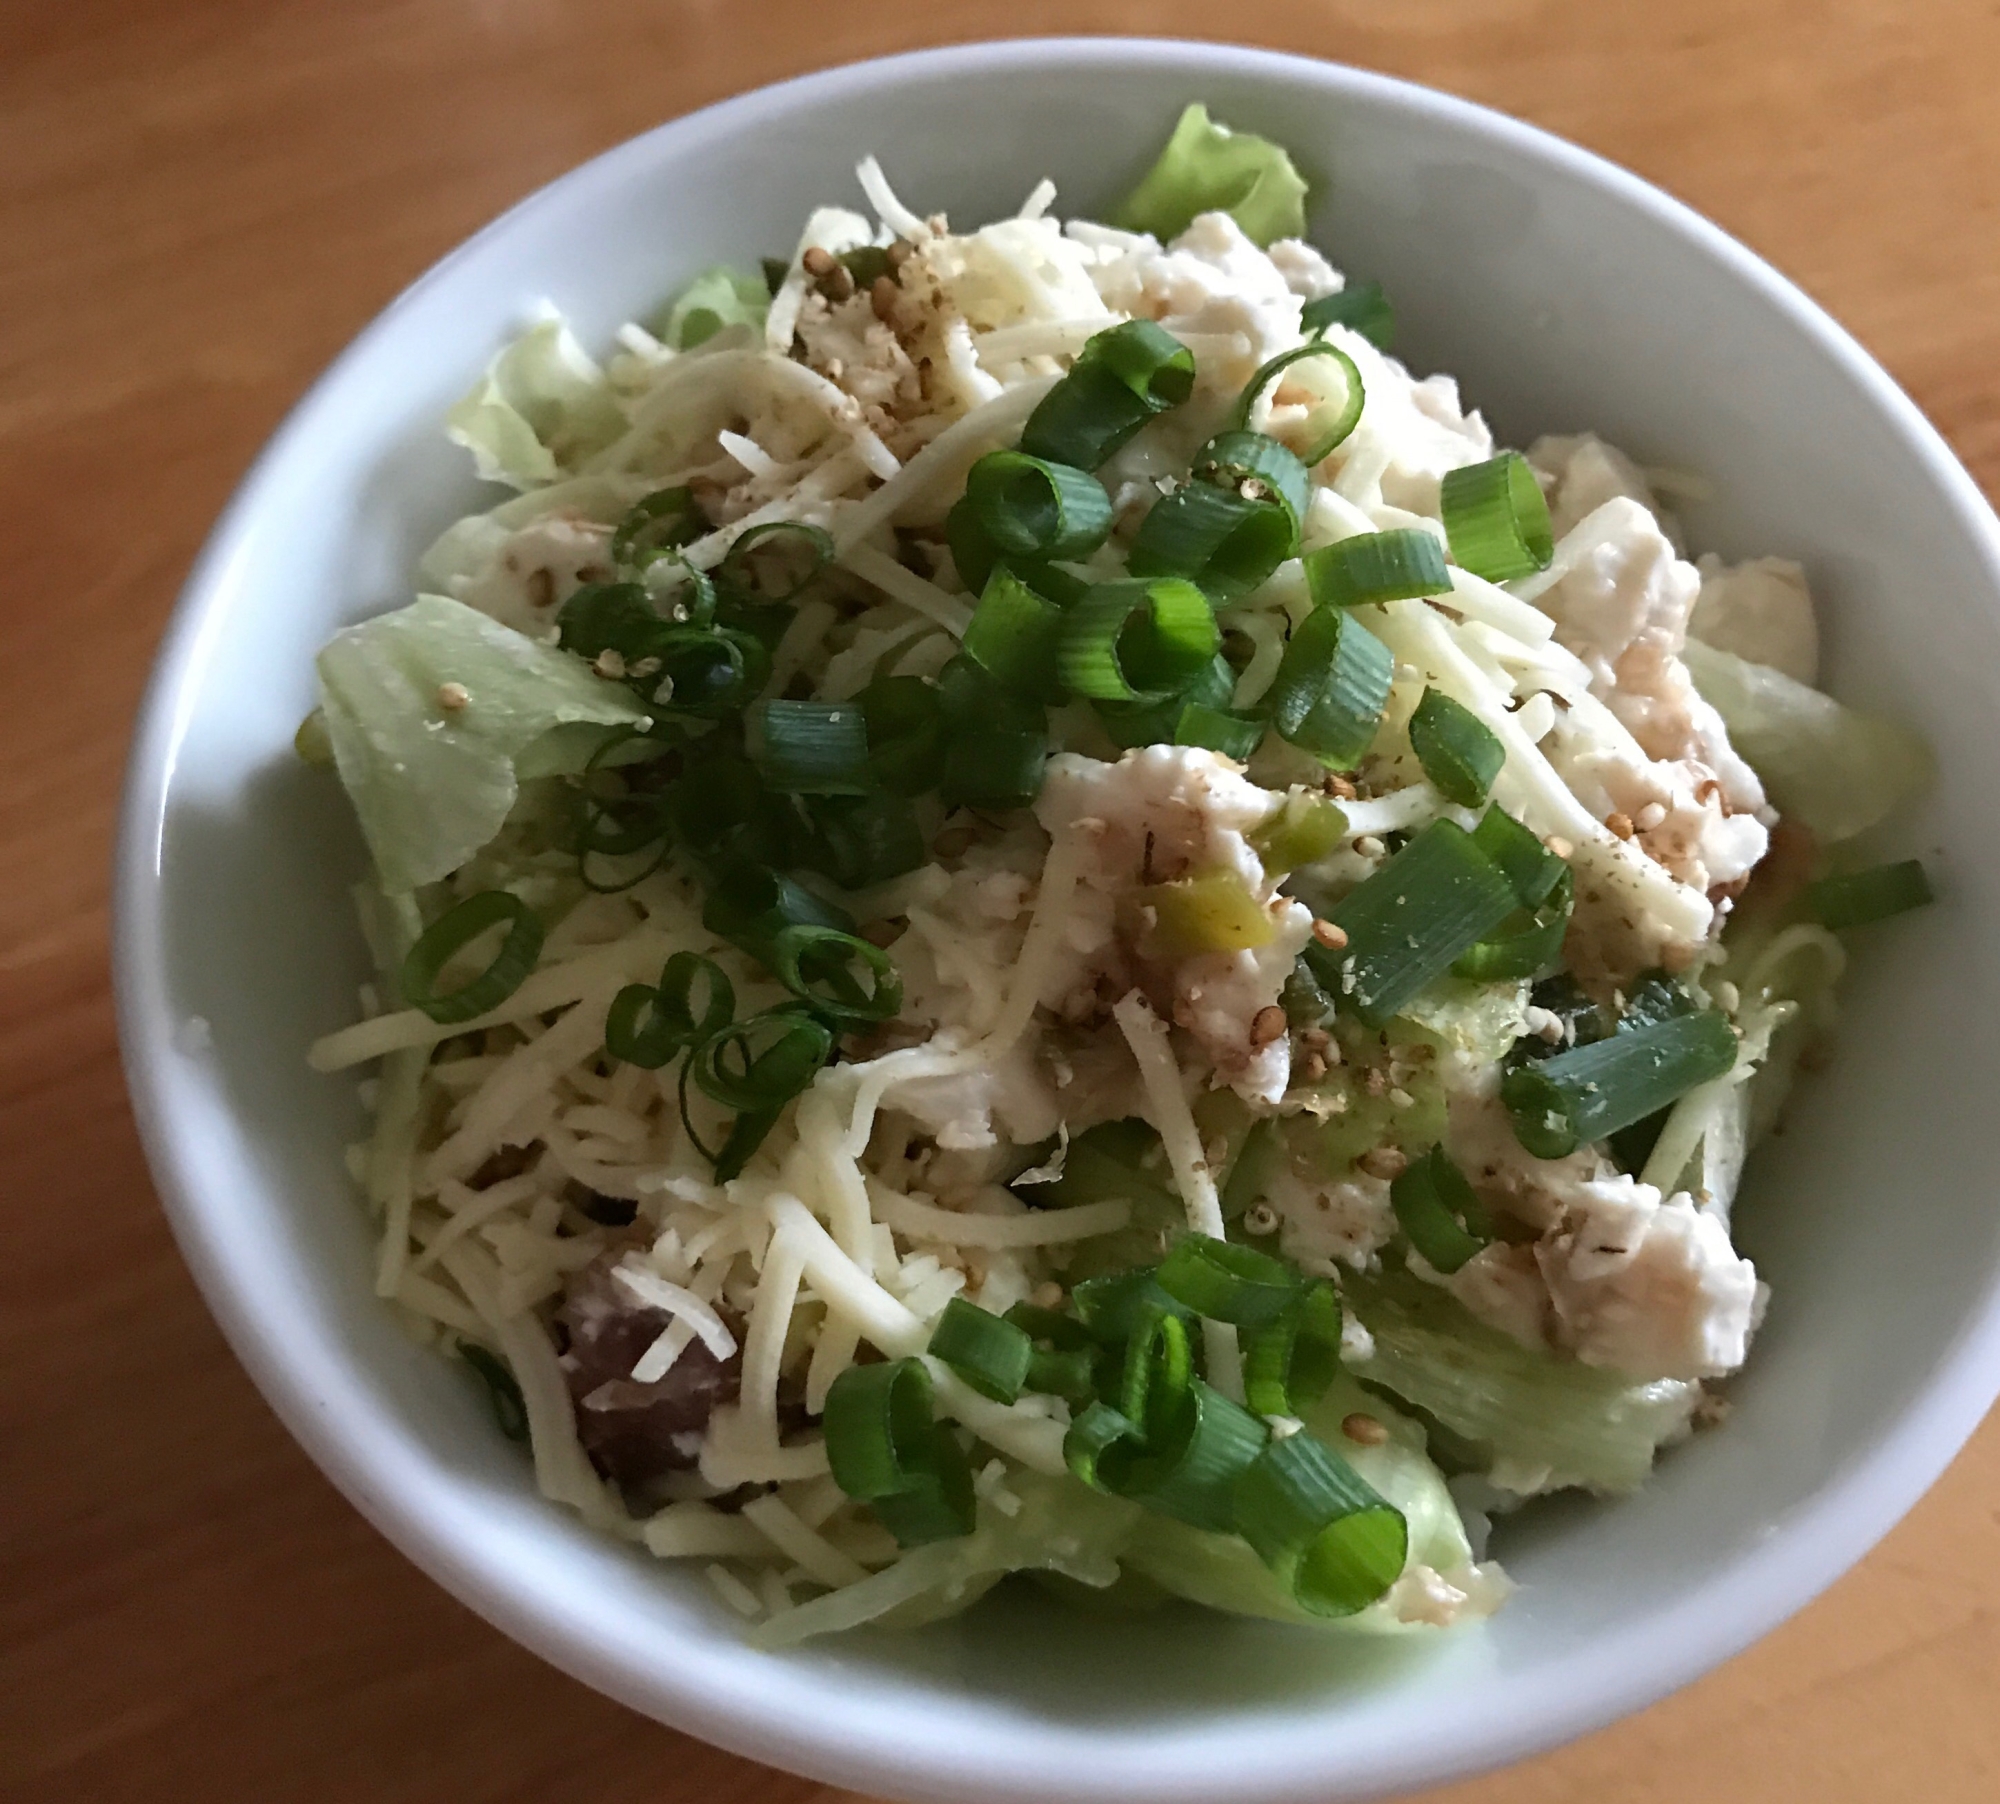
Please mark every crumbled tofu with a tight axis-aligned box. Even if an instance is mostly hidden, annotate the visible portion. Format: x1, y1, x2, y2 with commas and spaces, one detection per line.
1690, 553, 1819, 685
1537, 1177, 1761, 1380
452, 513, 617, 635
1033, 745, 1313, 1104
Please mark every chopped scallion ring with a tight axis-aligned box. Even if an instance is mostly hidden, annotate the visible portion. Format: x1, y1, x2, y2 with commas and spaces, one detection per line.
1299, 281, 1395, 349
768, 923, 903, 1025
1407, 685, 1505, 807
1259, 602, 1394, 767
1129, 483, 1296, 598
1502, 1009, 1739, 1159
1302, 529, 1450, 609
1019, 320, 1195, 470
1240, 1282, 1344, 1418
1191, 430, 1311, 535
1229, 339, 1364, 465
1232, 1430, 1408, 1617
963, 450, 1113, 561
1807, 859, 1934, 929
1390, 1145, 1493, 1275
961, 565, 1065, 701
690, 1007, 834, 1114
399, 891, 543, 1024
1155, 1234, 1303, 1326
752, 699, 872, 794
928, 1296, 1034, 1404
1441, 451, 1554, 581
715, 520, 835, 602
611, 486, 705, 572
1309, 819, 1519, 1025
1058, 577, 1220, 703
604, 951, 736, 1069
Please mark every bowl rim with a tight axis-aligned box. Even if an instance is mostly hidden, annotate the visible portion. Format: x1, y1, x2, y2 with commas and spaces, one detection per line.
113, 34, 2000, 1804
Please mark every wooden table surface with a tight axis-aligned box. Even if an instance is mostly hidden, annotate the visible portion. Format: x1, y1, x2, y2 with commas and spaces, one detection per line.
8, 2, 2000, 1799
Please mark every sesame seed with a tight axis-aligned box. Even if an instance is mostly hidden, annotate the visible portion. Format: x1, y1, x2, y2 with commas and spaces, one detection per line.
1635, 802, 1668, 830
1544, 834, 1574, 859
800, 245, 837, 278
1243, 1202, 1279, 1236
1312, 918, 1348, 950
436, 682, 469, 711
1251, 1004, 1288, 1047
1342, 1412, 1390, 1446
593, 649, 627, 680
1356, 1145, 1408, 1180
1605, 811, 1634, 840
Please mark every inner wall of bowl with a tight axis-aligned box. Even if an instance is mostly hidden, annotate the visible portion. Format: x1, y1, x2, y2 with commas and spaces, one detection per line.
141, 41, 2000, 1801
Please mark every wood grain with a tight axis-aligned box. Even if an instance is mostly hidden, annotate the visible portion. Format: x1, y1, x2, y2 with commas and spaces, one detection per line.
6, 3, 2000, 1798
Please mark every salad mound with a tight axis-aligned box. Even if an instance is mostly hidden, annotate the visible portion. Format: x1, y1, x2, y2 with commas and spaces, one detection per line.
301, 107, 1933, 1643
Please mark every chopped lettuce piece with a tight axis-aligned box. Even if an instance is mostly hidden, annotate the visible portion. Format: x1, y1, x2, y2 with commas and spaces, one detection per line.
445, 314, 628, 490
1120, 1376, 1479, 1629
1683, 638, 1931, 844
315, 594, 648, 891
752, 1469, 1141, 1646
1346, 1268, 1700, 1495
417, 472, 656, 595
1115, 104, 1309, 248
652, 265, 770, 350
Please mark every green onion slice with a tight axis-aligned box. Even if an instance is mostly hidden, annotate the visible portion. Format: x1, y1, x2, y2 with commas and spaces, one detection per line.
964, 450, 1113, 561
1303, 529, 1450, 609
1232, 1430, 1408, 1617
1260, 602, 1394, 767
1173, 701, 1266, 762
1117, 1311, 1194, 1440
945, 495, 1000, 596
1065, 1400, 1143, 1489
1312, 819, 1519, 1026
715, 520, 834, 602
399, 892, 543, 1024
654, 625, 769, 718
1004, 1301, 1094, 1350
1469, 805, 1567, 907
1191, 430, 1311, 534
1441, 451, 1555, 582
962, 565, 1064, 701
458, 1342, 530, 1442
857, 674, 946, 798
928, 1296, 1034, 1404
1155, 1234, 1304, 1327
1408, 686, 1506, 807
824, 1357, 940, 1498
1241, 1282, 1345, 1418
1502, 1009, 1740, 1159
702, 860, 854, 958
1390, 1145, 1493, 1275
1229, 340, 1364, 466
1299, 281, 1395, 350
1100, 1381, 1271, 1533
1129, 484, 1296, 600
605, 951, 736, 1069
690, 1007, 834, 1113
557, 581, 669, 666
1071, 1267, 1193, 1344
769, 923, 903, 1025
1807, 859, 1934, 930
871, 1423, 977, 1546
1019, 320, 1196, 470
1453, 867, 1574, 982
753, 699, 871, 795
611, 487, 705, 572
1058, 577, 1220, 703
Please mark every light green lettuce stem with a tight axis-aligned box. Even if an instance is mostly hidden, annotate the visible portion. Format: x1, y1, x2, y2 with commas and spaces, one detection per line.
1683, 637, 1931, 844
1346, 1269, 1699, 1495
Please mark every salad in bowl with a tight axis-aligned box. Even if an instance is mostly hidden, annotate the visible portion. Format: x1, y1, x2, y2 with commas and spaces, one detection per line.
298, 105, 1933, 1647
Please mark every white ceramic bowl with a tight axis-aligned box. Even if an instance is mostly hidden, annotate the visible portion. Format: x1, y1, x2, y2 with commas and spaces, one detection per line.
116, 37, 2000, 1804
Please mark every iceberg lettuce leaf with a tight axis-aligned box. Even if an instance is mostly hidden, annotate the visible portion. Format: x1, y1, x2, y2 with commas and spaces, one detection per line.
445, 315, 628, 490
652, 265, 770, 350
1683, 637, 1931, 844
1346, 1267, 1698, 1495
1115, 104, 1309, 248
315, 593, 647, 891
